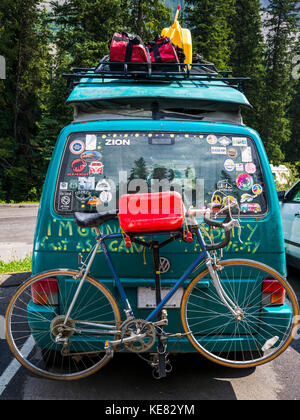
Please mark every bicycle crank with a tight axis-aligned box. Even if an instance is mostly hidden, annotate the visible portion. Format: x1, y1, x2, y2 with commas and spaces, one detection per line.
118, 319, 157, 353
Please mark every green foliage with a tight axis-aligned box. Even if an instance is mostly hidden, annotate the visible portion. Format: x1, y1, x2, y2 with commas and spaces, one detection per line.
260, 0, 300, 164
129, 0, 171, 38
0, 1, 52, 201
0, 256, 32, 274
184, 0, 235, 69
229, 0, 266, 131
0, 0, 300, 202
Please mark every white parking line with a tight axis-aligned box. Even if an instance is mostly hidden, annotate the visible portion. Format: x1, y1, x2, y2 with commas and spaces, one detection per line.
0, 315, 4, 339
0, 335, 35, 396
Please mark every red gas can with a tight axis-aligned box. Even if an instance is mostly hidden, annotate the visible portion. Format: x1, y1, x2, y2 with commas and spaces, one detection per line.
118, 192, 185, 233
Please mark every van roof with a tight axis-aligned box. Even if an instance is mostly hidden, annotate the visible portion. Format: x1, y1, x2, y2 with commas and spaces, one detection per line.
66, 77, 251, 109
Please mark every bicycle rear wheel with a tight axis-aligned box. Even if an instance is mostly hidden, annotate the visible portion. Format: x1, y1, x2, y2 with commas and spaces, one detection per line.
181, 259, 299, 368
5, 269, 121, 380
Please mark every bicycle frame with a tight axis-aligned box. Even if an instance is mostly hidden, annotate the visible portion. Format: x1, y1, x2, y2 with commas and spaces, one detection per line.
64, 226, 239, 329
100, 229, 210, 322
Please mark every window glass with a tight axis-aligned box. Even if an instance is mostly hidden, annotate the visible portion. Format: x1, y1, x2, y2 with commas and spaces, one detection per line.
286, 182, 300, 203
54, 132, 267, 216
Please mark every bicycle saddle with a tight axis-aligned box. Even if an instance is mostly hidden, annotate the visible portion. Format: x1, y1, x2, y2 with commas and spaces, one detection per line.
74, 211, 117, 228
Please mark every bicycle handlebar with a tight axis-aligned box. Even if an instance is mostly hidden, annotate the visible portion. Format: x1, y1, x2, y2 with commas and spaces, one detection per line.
188, 205, 240, 251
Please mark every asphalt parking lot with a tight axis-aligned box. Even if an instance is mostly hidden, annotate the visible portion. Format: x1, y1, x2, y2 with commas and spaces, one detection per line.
0, 267, 299, 401
0, 206, 299, 401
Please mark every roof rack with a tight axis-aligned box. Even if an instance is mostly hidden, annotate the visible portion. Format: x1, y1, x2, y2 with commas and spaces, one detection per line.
63, 60, 250, 93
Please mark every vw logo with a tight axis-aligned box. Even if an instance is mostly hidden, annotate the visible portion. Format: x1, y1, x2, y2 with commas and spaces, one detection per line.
159, 257, 171, 274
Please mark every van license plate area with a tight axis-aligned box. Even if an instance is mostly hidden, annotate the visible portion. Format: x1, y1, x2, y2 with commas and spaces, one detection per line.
138, 287, 184, 309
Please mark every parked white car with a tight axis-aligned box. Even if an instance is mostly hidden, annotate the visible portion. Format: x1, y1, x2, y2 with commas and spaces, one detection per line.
279, 180, 300, 269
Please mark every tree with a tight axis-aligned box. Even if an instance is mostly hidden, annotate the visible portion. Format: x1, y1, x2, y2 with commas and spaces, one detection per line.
287, 75, 300, 165
184, 0, 236, 70
229, 0, 266, 131
129, 0, 171, 39
260, 0, 300, 164
0, 1, 52, 201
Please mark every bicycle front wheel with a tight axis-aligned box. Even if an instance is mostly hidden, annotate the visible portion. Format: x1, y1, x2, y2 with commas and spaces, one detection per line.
181, 259, 299, 368
5, 269, 121, 380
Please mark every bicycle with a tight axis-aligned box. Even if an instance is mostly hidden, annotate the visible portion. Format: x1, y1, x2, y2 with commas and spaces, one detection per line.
5, 199, 299, 381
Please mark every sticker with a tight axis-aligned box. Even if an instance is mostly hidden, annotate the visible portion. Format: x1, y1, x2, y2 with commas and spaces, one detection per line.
218, 136, 231, 146
241, 147, 252, 163
78, 177, 95, 191
75, 191, 92, 204
211, 146, 227, 155
217, 180, 233, 192
206, 135, 218, 145
60, 182, 68, 190
241, 203, 261, 214
81, 151, 102, 163
69, 179, 78, 190
236, 173, 253, 191
90, 162, 104, 175
58, 191, 73, 212
99, 191, 113, 203
241, 194, 255, 203
223, 196, 237, 206
88, 196, 101, 206
245, 162, 256, 174
96, 179, 111, 191
224, 159, 236, 172
235, 163, 244, 172
227, 147, 238, 159
212, 194, 223, 205
71, 159, 87, 173
232, 137, 248, 147
70, 140, 85, 155
252, 184, 263, 196
86, 134, 97, 151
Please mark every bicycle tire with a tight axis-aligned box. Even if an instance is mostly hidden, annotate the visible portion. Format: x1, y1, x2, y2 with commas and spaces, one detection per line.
5, 269, 121, 381
181, 259, 299, 368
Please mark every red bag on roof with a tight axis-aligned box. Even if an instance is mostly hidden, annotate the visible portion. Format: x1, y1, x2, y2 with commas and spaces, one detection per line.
110, 32, 150, 71
147, 36, 182, 71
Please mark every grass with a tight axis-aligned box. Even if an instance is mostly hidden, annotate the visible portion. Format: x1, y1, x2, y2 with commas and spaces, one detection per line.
0, 256, 32, 274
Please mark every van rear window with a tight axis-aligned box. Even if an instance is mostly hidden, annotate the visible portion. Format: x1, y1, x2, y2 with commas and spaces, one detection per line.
54, 132, 267, 216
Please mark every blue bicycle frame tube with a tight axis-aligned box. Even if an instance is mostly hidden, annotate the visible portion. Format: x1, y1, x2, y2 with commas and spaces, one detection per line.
98, 228, 210, 320
100, 236, 134, 315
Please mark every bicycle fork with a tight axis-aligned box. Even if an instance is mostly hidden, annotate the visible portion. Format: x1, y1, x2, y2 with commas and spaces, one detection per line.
206, 259, 244, 321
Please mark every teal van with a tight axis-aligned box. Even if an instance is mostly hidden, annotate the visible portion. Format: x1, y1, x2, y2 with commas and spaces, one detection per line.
6, 62, 298, 381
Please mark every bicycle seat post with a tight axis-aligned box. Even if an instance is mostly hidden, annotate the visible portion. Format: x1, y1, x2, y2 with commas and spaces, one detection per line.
152, 241, 167, 379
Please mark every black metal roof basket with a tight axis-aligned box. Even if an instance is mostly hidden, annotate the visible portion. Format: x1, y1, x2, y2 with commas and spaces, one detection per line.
63, 55, 250, 92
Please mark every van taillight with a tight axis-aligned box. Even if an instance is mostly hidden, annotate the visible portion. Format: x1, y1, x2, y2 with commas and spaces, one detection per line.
262, 279, 285, 306
31, 278, 59, 306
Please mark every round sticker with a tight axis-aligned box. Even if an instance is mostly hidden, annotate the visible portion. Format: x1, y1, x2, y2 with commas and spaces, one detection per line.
71, 159, 87, 173
207, 135, 218, 145
236, 173, 253, 191
81, 151, 102, 163
245, 163, 256, 174
70, 140, 85, 155
224, 159, 236, 172
227, 147, 238, 159
252, 184, 263, 195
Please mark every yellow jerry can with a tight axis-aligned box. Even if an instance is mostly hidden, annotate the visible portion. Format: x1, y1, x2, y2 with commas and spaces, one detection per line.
161, 5, 193, 64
